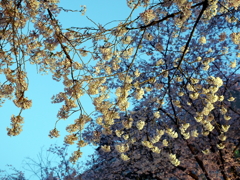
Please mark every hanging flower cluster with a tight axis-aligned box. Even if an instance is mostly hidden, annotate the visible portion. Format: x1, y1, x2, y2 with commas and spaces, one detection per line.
0, 0, 240, 179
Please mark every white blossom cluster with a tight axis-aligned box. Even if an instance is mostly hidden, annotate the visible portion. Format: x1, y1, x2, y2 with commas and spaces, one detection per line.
115, 143, 129, 153
136, 120, 145, 130
140, 9, 156, 24
135, 88, 144, 100
166, 128, 178, 138
169, 153, 180, 166
101, 145, 111, 152
99, 45, 113, 60
1, 0, 240, 177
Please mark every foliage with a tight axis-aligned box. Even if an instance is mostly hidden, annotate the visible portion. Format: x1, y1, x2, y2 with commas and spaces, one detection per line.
1, 0, 240, 179
22, 144, 84, 180
0, 165, 26, 180
1, 144, 85, 180
80, 102, 240, 179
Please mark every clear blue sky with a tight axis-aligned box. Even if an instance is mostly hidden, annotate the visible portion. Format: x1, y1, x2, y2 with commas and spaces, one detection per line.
0, 1, 142, 179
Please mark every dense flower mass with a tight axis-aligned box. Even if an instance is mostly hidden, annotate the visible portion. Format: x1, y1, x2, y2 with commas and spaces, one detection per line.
140, 9, 156, 24
1, 0, 240, 179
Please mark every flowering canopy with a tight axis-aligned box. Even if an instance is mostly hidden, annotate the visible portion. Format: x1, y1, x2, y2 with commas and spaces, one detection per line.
1, 0, 240, 179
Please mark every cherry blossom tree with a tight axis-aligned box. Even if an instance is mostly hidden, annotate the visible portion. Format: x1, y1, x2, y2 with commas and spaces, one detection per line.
0, 144, 85, 180
79, 96, 240, 179
1, 0, 240, 179
22, 144, 84, 180
0, 165, 26, 180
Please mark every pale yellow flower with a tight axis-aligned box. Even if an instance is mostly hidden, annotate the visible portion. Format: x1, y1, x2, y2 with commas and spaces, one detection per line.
120, 153, 130, 161
191, 130, 199, 137
178, 92, 184, 96
154, 111, 161, 118
169, 153, 180, 166
228, 97, 235, 101
151, 146, 161, 154
182, 132, 190, 139
77, 140, 88, 147
224, 115, 231, 121
162, 139, 168, 146
123, 134, 129, 140
64, 134, 78, 145
229, 60, 237, 68
217, 143, 225, 149
187, 84, 194, 91
221, 125, 230, 132
218, 133, 227, 141
202, 130, 209, 136
122, 36, 132, 44
156, 59, 165, 66
202, 149, 210, 155
49, 128, 60, 138
173, 100, 181, 108
151, 135, 161, 144
101, 145, 111, 152
220, 107, 227, 114
115, 144, 129, 153
142, 141, 154, 148
156, 129, 165, 136
194, 115, 203, 122
199, 36, 207, 44
180, 123, 190, 132
189, 92, 199, 100
205, 122, 215, 131
136, 120, 145, 130
218, 95, 224, 101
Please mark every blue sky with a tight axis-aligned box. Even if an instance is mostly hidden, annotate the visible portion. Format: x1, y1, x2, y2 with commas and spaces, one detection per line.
0, 1, 142, 179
